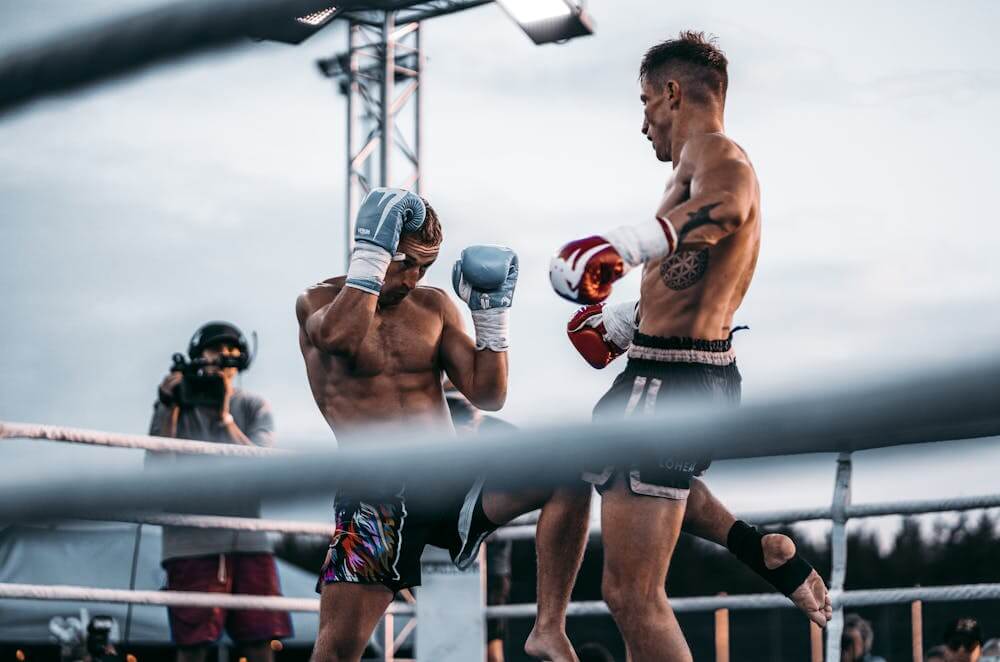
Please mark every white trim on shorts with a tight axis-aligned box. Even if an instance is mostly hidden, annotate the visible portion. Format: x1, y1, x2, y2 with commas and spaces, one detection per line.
628, 344, 736, 366
583, 375, 691, 499
454, 476, 488, 570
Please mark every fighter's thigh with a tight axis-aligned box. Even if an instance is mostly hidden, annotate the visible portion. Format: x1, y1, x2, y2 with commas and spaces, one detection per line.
600, 473, 686, 587
481, 480, 591, 526
314, 583, 393, 661
480, 485, 551, 526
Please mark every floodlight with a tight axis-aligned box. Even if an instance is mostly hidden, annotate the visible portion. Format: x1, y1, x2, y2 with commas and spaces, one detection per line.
496, 0, 594, 45
249, 5, 338, 44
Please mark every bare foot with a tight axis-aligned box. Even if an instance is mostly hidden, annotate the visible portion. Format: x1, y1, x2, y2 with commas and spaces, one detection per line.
525, 625, 579, 662
762, 533, 833, 628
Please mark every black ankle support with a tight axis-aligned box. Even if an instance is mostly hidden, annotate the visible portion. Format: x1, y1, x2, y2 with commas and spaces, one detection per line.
725, 520, 813, 596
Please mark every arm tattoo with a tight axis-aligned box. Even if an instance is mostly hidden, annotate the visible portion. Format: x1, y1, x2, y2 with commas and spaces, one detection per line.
676, 202, 724, 243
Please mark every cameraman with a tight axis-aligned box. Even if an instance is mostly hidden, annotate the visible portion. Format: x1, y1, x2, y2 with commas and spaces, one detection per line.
148, 321, 291, 662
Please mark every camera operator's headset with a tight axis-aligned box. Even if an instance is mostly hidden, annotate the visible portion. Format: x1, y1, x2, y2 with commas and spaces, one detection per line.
188, 321, 255, 370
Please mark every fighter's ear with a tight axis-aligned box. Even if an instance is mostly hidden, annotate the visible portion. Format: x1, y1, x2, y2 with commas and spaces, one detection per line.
666, 79, 682, 109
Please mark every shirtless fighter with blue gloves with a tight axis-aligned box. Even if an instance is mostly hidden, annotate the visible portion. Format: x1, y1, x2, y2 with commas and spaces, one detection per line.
298, 188, 587, 662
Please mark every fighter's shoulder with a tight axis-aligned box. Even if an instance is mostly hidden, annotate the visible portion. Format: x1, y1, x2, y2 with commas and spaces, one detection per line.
296, 277, 345, 321
411, 286, 461, 319
682, 133, 751, 167
411, 285, 453, 309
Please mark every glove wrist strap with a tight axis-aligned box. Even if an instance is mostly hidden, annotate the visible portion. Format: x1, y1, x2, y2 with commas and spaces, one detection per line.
471, 308, 510, 352
602, 300, 639, 350
345, 242, 392, 295
604, 216, 679, 266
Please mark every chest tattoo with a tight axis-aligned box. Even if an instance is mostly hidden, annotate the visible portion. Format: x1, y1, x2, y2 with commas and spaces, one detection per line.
660, 249, 709, 290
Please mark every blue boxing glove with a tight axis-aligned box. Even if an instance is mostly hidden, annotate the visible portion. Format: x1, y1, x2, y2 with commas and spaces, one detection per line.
452, 246, 518, 351
346, 188, 426, 295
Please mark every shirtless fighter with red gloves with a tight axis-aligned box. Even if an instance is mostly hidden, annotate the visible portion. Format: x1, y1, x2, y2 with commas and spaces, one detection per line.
550, 32, 831, 661
299, 189, 585, 662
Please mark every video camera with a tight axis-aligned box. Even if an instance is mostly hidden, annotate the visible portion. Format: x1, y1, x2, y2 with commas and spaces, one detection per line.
49, 610, 118, 662
86, 615, 115, 661
170, 352, 241, 408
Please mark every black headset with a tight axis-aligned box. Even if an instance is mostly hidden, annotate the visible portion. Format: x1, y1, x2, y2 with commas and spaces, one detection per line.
187, 321, 255, 371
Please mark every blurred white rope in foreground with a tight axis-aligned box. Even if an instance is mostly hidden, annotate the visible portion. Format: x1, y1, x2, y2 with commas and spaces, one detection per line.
0, 359, 999, 522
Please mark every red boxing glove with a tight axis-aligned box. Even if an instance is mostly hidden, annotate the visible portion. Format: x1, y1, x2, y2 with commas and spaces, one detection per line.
567, 301, 637, 369
549, 217, 678, 304
549, 236, 628, 304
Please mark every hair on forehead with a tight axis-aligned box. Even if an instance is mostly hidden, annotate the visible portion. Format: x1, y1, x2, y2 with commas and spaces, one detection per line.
402, 196, 443, 247
640, 30, 728, 105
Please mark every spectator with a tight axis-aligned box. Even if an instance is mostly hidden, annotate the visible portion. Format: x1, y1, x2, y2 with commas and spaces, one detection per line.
942, 618, 984, 662
841, 614, 886, 662
148, 321, 291, 662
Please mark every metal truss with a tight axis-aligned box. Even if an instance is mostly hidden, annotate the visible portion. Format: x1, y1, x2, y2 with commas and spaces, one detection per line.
318, 1, 494, 264
336, 1, 494, 26
319, 14, 422, 263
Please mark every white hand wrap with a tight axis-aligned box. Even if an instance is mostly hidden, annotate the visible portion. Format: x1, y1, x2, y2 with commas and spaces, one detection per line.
604, 216, 679, 266
471, 308, 510, 352
345, 243, 393, 295
602, 300, 639, 350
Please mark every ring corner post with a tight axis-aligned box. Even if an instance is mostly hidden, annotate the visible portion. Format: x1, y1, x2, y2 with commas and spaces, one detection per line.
416, 546, 485, 661
825, 451, 853, 660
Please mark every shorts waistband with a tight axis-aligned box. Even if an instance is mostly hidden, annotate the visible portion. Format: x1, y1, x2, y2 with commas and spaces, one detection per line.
629, 332, 735, 366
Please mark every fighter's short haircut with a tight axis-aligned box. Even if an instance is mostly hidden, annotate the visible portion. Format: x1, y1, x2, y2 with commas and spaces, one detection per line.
405, 197, 442, 246
640, 31, 728, 105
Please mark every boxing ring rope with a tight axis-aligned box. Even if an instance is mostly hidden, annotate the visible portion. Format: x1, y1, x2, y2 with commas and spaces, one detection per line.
1, 581, 996, 618
0, 583, 412, 615
1, 358, 999, 523
85, 511, 336, 536
2, 360, 1000, 660
485, 583, 1000, 618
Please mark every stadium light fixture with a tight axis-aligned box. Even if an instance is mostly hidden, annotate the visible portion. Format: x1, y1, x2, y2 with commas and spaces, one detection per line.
249, 5, 338, 44
496, 0, 594, 45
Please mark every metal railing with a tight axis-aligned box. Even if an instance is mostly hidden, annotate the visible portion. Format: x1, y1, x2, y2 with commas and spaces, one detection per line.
490, 450, 1000, 661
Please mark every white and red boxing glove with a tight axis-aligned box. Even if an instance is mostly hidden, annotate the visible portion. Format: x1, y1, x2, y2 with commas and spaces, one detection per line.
567, 300, 639, 369
549, 217, 679, 304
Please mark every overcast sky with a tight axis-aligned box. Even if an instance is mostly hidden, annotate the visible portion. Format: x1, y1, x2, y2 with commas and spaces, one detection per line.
2, 1, 1000, 521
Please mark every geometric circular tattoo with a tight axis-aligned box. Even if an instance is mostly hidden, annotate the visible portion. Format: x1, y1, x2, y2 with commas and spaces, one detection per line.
660, 248, 709, 290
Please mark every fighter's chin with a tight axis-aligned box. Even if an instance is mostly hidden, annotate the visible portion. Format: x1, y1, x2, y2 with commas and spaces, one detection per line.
378, 290, 410, 307
648, 140, 668, 162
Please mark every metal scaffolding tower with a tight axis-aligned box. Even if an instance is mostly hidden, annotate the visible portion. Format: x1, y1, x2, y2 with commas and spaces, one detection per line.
318, 1, 493, 265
